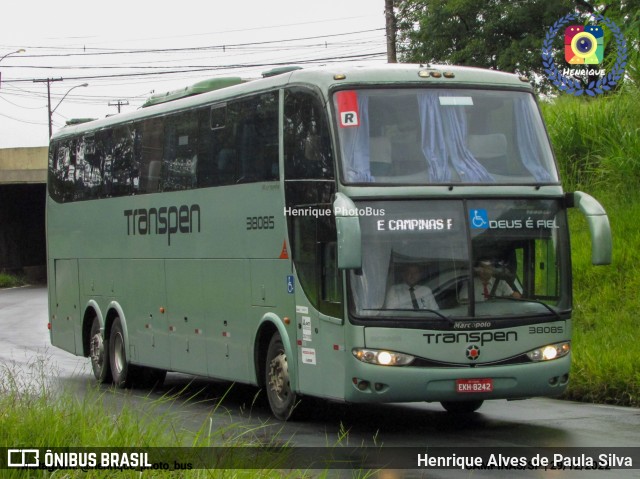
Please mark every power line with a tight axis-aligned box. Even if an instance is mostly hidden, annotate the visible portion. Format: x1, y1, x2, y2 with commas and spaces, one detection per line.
5, 52, 386, 84
5, 29, 385, 59
0, 14, 380, 51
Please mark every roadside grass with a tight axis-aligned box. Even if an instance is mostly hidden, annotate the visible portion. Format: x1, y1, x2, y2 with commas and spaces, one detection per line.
0, 272, 25, 288
564, 195, 640, 407
542, 88, 640, 407
0, 359, 355, 478
541, 90, 640, 194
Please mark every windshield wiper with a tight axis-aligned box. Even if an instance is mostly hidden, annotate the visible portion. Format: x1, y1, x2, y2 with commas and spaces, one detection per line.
368, 308, 455, 325
396, 308, 455, 325
488, 296, 564, 321
421, 308, 455, 325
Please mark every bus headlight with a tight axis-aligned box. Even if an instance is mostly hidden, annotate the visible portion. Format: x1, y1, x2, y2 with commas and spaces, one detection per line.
526, 342, 570, 362
352, 348, 415, 366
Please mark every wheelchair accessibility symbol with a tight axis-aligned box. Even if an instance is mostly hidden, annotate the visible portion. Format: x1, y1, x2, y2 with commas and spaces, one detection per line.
287, 275, 295, 294
470, 209, 489, 229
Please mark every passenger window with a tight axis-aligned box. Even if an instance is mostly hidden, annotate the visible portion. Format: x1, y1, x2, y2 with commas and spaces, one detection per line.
163, 111, 198, 191
284, 88, 334, 180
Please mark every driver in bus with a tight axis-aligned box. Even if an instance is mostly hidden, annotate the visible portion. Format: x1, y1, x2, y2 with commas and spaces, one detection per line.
459, 259, 521, 302
385, 264, 439, 310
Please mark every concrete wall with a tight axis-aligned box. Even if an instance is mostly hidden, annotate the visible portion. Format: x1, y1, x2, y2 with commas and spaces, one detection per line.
0, 146, 48, 184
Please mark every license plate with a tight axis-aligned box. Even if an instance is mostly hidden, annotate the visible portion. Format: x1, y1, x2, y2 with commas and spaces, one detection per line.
456, 378, 493, 393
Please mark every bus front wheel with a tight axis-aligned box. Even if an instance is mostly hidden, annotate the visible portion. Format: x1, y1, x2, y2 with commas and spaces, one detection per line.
89, 316, 111, 383
265, 333, 297, 420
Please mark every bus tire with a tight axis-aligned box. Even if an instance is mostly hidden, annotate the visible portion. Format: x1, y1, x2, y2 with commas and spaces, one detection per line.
440, 400, 484, 414
89, 316, 111, 383
265, 332, 297, 420
109, 316, 133, 388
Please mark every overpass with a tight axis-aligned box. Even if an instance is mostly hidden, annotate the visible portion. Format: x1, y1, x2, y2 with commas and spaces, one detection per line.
0, 147, 47, 281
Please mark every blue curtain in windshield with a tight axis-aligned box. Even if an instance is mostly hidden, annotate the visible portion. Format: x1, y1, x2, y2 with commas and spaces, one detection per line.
417, 93, 450, 182
514, 97, 554, 182
418, 92, 493, 183
342, 95, 375, 183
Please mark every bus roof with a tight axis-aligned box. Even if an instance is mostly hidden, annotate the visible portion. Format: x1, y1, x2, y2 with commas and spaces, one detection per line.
141, 77, 245, 107
51, 63, 532, 141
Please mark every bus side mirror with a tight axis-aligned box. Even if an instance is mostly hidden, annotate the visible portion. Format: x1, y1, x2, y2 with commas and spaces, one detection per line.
333, 193, 362, 269
571, 191, 612, 265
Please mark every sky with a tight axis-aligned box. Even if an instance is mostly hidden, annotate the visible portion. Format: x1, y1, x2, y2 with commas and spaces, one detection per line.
0, 0, 387, 149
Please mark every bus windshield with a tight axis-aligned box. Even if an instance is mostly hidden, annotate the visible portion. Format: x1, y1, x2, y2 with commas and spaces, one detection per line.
349, 199, 570, 320
333, 89, 558, 185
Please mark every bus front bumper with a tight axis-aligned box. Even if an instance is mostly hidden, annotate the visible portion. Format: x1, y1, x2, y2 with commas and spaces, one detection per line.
344, 354, 571, 404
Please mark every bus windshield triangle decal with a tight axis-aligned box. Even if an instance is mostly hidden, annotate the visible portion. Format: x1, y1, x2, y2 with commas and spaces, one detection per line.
279, 240, 289, 259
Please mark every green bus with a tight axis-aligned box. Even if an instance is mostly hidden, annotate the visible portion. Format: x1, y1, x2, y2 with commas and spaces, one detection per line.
47, 64, 611, 420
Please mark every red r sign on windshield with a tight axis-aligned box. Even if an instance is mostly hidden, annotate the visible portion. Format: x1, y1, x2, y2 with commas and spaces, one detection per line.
336, 90, 359, 128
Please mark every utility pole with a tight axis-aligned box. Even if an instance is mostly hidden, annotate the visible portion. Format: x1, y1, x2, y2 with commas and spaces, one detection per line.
33, 78, 63, 139
385, 0, 397, 63
108, 99, 129, 113
33, 79, 88, 139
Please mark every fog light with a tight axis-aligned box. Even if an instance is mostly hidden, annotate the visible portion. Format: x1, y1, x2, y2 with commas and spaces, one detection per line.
357, 380, 369, 391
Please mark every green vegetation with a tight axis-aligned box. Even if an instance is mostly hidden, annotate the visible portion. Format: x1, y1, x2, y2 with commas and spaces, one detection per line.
0, 273, 25, 288
0, 359, 339, 478
541, 88, 640, 407
395, 0, 639, 94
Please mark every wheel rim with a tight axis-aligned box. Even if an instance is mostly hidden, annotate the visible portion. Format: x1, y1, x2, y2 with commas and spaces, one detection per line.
90, 333, 104, 370
268, 351, 290, 405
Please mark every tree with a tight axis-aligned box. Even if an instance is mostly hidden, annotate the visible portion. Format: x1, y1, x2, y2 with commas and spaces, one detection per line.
395, 0, 637, 91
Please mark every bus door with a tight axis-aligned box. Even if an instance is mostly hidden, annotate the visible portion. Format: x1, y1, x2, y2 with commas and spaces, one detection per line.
284, 86, 346, 400
51, 259, 79, 354
288, 210, 345, 400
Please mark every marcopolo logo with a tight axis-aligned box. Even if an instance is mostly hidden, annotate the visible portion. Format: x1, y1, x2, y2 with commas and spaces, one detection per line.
542, 13, 627, 96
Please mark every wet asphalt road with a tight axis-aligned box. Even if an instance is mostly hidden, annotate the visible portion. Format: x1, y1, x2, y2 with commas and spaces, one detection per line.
1, 286, 639, 478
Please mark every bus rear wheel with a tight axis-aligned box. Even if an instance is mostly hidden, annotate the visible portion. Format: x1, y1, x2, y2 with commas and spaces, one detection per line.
89, 316, 111, 383
440, 400, 484, 414
265, 333, 296, 420
109, 316, 133, 388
